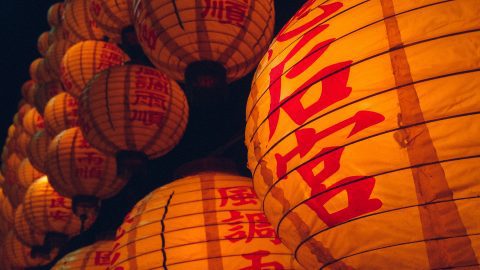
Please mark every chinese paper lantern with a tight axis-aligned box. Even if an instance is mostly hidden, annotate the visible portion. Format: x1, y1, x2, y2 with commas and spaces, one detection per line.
46, 127, 125, 218
45, 40, 74, 79
29, 58, 55, 83
33, 80, 64, 115
49, 25, 70, 44
0, 189, 14, 226
21, 80, 37, 106
52, 240, 113, 269
61, 40, 130, 97
2, 183, 26, 209
245, 1, 480, 269
109, 172, 297, 269
1, 152, 22, 185
3, 231, 58, 268
78, 64, 189, 159
90, 0, 133, 42
63, 0, 105, 43
17, 158, 45, 189
44, 92, 79, 136
27, 131, 52, 173
37, 32, 51, 56
48, 2, 64, 27
14, 131, 31, 158
133, 0, 275, 85
22, 107, 44, 136
14, 204, 45, 248
23, 176, 97, 244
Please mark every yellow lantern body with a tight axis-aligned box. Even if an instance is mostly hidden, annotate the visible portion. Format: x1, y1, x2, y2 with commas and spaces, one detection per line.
109, 172, 297, 269
22, 107, 45, 136
14, 204, 45, 246
52, 240, 113, 269
23, 176, 96, 236
63, 0, 105, 43
48, 2, 64, 27
90, 0, 133, 42
37, 32, 51, 56
245, 0, 480, 268
79, 65, 189, 158
27, 131, 51, 174
46, 127, 124, 199
61, 40, 130, 97
17, 158, 45, 189
3, 231, 58, 268
133, 0, 275, 82
44, 92, 79, 136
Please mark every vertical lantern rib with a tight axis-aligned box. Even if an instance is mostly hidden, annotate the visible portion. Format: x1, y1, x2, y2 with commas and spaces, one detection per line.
160, 191, 175, 269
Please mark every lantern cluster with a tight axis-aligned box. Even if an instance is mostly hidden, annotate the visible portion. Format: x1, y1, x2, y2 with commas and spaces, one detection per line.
245, 0, 480, 269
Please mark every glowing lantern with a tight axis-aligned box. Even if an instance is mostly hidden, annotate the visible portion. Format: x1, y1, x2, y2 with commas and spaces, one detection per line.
245, 1, 480, 268
132, 0, 275, 86
23, 176, 97, 244
29, 58, 55, 83
44, 92, 79, 136
52, 240, 113, 269
3, 231, 58, 268
3, 183, 26, 209
63, 0, 105, 43
49, 25, 70, 44
61, 40, 130, 97
109, 172, 297, 269
90, 0, 133, 42
27, 131, 51, 174
21, 80, 37, 106
45, 127, 125, 218
14, 204, 45, 248
17, 158, 45, 189
37, 32, 51, 56
78, 64, 189, 160
33, 81, 64, 115
1, 152, 22, 186
22, 107, 45, 136
45, 40, 74, 79
48, 2, 64, 27
0, 189, 14, 226
14, 131, 31, 158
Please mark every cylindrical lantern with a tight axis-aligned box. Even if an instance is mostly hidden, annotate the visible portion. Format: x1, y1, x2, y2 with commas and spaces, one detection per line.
133, 0, 275, 83
78, 64, 189, 159
29, 58, 55, 83
14, 204, 45, 247
37, 32, 51, 56
45, 40, 74, 79
22, 107, 45, 136
245, 1, 480, 269
52, 240, 113, 269
63, 0, 105, 43
44, 92, 79, 136
21, 80, 37, 106
109, 172, 297, 269
33, 81, 64, 115
23, 176, 97, 242
46, 127, 125, 217
27, 131, 52, 174
61, 40, 130, 97
17, 158, 45, 189
3, 231, 58, 268
48, 2, 64, 27
90, 0, 133, 42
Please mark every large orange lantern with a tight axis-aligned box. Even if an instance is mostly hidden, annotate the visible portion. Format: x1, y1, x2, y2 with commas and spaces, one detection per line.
27, 131, 52, 174
63, 0, 105, 43
14, 204, 45, 248
132, 0, 275, 85
22, 107, 45, 136
52, 240, 113, 269
17, 158, 45, 189
45, 127, 125, 218
90, 0, 133, 42
109, 171, 297, 269
78, 64, 189, 160
3, 231, 58, 268
48, 2, 64, 27
245, 1, 480, 268
33, 80, 64, 115
44, 92, 79, 136
61, 40, 130, 97
23, 176, 97, 245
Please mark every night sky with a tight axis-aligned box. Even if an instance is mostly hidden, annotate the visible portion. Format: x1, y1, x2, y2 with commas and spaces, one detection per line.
0, 0, 305, 268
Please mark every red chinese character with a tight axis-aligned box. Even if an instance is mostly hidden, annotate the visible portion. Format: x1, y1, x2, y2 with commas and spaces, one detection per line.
218, 186, 258, 207
48, 210, 71, 221
94, 251, 111, 265
50, 197, 70, 209
240, 250, 284, 270
222, 210, 281, 245
201, 0, 248, 26
275, 111, 385, 226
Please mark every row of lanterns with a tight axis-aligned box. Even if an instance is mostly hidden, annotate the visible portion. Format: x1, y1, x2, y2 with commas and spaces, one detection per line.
0, 0, 284, 269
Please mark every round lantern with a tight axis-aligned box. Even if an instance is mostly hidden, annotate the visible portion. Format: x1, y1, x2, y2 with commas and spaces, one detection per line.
21, 80, 37, 106
14, 131, 31, 158
90, 0, 133, 42
63, 0, 105, 43
33, 80, 64, 115
2, 183, 26, 209
133, 0, 275, 85
14, 204, 45, 248
109, 171, 296, 269
45, 40, 74, 79
3, 231, 58, 268
245, 1, 480, 269
23, 176, 97, 245
17, 158, 45, 189
49, 25, 70, 44
61, 40, 130, 97
29, 58, 55, 83
37, 32, 51, 56
44, 92, 79, 136
48, 2, 65, 27
45, 127, 125, 219
0, 189, 14, 226
52, 240, 113, 269
27, 131, 52, 173
78, 64, 189, 160
22, 107, 44, 136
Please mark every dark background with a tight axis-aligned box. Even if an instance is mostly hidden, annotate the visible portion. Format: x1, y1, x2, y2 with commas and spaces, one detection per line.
0, 0, 305, 268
